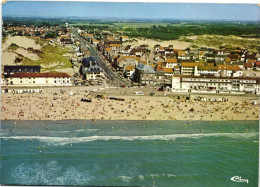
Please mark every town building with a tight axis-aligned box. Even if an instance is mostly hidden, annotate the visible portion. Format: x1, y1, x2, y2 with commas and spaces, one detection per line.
133, 63, 156, 84
124, 65, 135, 79
165, 58, 178, 68
172, 76, 260, 94
6, 72, 71, 86
80, 57, 103, 80
181, 62, 202, 76
84, 65, 104, 80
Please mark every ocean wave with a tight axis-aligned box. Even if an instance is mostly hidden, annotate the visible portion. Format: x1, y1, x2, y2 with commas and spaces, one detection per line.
0, 132, 8, 136
119, 173, 175, 183
119, 176, 132, 183
1, 132, 258, 146
49, 130, 70, 133
10, 161, 91, 185
74, 129, 99, 132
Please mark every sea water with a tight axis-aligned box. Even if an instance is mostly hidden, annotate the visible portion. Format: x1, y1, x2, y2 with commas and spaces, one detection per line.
0, 120, 259, 186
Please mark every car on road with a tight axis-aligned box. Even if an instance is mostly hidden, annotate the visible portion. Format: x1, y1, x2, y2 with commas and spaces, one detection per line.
149, 92, 155, 96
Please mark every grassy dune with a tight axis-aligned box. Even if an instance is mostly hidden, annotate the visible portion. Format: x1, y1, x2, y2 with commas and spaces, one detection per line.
180, 35, 259, 52
21, 43, 72, 71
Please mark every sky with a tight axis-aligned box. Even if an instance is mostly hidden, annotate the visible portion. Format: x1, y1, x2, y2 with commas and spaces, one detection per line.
2, 1, 260, 21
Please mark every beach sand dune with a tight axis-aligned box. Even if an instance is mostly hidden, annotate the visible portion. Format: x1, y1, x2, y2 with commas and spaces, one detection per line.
1, 36, 42, 71
126, 38, 191, 50
1, 52, 19, 67
15, 48, 40, 60
3, 36, 42, 50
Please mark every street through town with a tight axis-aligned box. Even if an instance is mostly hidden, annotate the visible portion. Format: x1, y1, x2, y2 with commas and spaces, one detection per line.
72, 29, 131, 86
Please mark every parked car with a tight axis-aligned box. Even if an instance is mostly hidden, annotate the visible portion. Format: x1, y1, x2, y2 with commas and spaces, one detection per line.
149, 92, 155, 96
158, 87, 163, 91
135, 91, 144, 95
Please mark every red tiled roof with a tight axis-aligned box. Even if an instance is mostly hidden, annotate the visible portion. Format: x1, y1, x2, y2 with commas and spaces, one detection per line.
244, 63, 253, 68
255, 61, 260, 66
248, 59, 256, 63
10, 72, 70, 78
157, 66, 164, 71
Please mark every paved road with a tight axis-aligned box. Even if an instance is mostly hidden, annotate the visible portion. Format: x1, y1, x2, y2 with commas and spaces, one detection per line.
71, 30, 131, 87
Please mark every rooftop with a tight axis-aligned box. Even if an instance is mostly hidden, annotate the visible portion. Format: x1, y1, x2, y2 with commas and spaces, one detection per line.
136, 63, 156, 73
166, 58, 177, 63
164, 68, 174, 73
9, 72, 70, 78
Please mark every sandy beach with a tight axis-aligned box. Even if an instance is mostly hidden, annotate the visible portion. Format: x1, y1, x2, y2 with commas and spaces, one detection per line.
1, 87, 259, 121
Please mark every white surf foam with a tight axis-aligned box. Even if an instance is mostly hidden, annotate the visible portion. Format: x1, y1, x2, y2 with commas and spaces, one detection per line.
120, 176, 132, 183
11, 161, 91, 185
1, 132, 258, 146
74, 129, 99, 132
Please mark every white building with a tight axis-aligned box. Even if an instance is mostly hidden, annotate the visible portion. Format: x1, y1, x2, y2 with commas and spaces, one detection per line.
6, 72, 71, 86
218, 65, 243, 77
85, 65, 104, 80
165, 58, 178, 68
172, 76, 260, 94
197, 66, 219, 77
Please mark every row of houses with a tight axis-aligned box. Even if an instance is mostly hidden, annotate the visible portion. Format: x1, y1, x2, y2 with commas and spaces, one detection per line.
155, 46, 260, 63
4, 25, 66, 39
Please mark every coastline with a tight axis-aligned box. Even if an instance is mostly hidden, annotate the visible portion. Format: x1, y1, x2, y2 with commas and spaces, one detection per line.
1, 87, 259, 121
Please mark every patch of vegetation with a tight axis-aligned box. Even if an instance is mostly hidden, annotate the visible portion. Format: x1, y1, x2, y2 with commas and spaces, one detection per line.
2, 31, 8, 43
14, 57, 23, 63
44, 31, 59, 39
21, 43, 72, 69
35, 39, 48, 46
121, 23, 259, 40
189, 35, 259, 52
181, 37, 193, 43
7, 43, 19, 51
190, 44, 200, 49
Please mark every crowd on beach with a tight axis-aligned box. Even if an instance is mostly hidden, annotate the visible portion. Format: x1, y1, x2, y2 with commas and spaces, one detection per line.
1, 87, 259, 121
